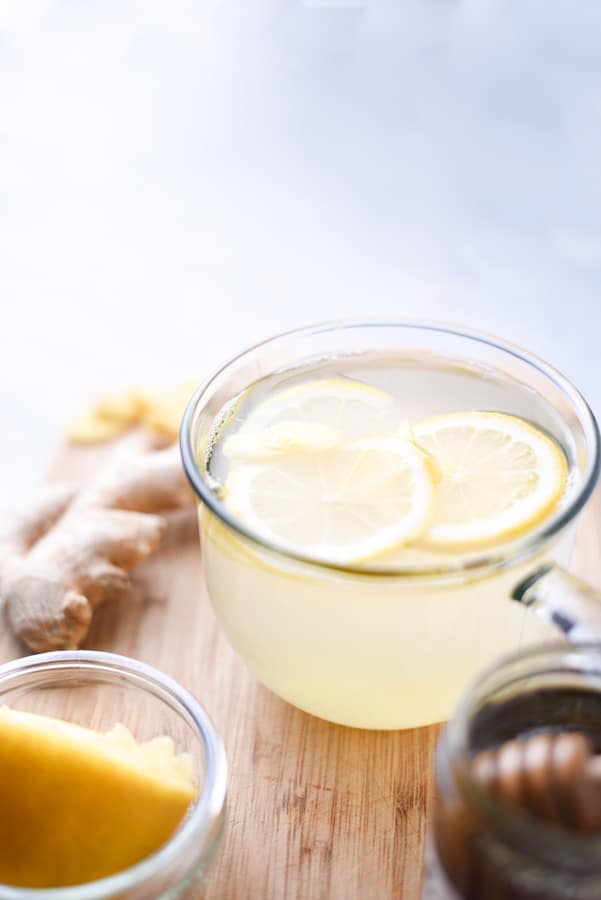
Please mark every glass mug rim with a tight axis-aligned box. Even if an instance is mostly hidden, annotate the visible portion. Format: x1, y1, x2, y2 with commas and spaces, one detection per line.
180, 318, 601, 581
0, 651, 227, 900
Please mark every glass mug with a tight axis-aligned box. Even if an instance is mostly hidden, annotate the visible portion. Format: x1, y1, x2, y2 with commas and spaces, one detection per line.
180, 321, 601, 729
434, 643, 601, 899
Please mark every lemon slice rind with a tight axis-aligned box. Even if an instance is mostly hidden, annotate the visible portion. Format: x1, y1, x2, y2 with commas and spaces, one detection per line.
413, 412, 567, 548
239, 378, 400, 437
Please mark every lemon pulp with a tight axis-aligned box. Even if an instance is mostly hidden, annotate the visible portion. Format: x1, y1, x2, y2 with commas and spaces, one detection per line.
413, 411, 568, 549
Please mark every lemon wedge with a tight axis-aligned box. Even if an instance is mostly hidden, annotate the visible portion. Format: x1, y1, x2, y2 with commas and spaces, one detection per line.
413, 412, 567, 548
223, 436, 436, 565
0, 707, 196, 888
239, 378, 403, 440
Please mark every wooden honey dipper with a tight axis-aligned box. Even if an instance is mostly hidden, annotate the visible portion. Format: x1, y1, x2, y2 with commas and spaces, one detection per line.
472, 731, 601, 833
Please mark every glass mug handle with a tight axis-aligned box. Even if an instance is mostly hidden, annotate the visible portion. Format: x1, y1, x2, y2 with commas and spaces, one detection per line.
513, 566, 601, 641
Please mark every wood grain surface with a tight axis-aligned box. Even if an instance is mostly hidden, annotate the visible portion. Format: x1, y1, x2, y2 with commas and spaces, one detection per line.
1, 441, 599, 900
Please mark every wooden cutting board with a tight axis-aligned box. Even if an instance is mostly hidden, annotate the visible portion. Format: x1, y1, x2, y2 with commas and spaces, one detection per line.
1, 441, 600, 900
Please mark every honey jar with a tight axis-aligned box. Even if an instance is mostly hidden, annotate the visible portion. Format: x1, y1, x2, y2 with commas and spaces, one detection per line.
434, 643, 601, 900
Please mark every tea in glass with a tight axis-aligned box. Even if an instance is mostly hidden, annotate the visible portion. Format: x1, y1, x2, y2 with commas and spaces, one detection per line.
181, 323, 598, 729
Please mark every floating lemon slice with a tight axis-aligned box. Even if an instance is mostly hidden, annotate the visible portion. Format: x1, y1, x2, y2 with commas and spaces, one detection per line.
223, 421, 344, 462
223, 436, 436, 565
413, 412, 568, 548
239, 378, 404, 440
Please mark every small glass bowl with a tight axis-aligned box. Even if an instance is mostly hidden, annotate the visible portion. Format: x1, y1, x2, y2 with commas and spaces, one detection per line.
0, 651, 227, 900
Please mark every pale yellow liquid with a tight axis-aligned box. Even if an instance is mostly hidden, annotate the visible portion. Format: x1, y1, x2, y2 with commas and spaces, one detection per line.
200, 353, 576, 729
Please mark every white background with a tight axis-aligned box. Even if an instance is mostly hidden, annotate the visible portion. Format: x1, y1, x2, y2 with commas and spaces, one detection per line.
1, 0, 600, 501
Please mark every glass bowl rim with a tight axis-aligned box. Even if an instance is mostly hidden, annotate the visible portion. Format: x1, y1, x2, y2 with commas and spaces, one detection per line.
0, 650, 227, 900
180, 317, 601, 581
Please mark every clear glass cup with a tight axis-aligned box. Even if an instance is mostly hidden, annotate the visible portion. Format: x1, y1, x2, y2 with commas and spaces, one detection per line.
180, 320, 601, 729
434, 643, 601, 899
0, 651, 227, 900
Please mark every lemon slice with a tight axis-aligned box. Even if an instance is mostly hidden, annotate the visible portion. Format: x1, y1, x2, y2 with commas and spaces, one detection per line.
223, 421, 344, 462
413, 412, 567, 548
239, 378, 404, 440
223, 436, 436, 565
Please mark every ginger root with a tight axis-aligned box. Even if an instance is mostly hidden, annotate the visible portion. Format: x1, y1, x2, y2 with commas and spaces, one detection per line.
0, 483, 78, 565
0, 444, 193, 652
67, 382, 198, 444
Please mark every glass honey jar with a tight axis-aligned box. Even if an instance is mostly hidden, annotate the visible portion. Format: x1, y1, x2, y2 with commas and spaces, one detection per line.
434, 643, 601, 900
